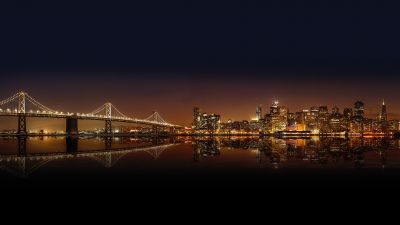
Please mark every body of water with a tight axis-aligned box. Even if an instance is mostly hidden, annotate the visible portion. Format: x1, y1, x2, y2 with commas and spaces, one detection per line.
1, 136, 400, 188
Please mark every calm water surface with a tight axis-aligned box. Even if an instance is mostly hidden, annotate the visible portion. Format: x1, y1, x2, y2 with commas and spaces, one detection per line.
1, 136, 400, 187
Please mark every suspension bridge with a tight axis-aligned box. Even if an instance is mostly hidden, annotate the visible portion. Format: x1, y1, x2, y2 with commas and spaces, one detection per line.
0, 91, 182, 135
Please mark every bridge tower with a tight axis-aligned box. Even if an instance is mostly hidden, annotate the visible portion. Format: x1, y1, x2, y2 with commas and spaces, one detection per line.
17, 92, 27, 135
66, 116, 78, 136
105, 103, 112, 135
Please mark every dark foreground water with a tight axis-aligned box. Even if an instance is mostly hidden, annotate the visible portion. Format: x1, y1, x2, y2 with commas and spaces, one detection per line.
1, 136, 400, 188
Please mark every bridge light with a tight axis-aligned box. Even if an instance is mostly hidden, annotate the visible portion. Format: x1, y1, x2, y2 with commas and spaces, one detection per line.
37, 110, 40, 113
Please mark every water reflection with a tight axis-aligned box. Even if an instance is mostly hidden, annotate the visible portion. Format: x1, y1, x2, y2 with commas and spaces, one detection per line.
192, 137, 400, 169
0, 136, 400, 178
0, 136, 180, 177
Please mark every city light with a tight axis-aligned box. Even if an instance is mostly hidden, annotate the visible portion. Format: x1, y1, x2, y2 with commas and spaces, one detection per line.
192, 100, 396, 136
0, 91, 394, 136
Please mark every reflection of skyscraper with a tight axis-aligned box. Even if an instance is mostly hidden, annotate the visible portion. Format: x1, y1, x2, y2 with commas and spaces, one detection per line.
256, 104, 262, 121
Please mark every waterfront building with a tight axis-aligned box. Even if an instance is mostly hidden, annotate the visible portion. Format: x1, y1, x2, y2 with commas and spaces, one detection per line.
380, 100, 388, 133
343, 108, 353, 119
389, 120, 400, 132
270, 101, 288, 132
256, 105, 262, 121
332, 106, 340, 115
192, 107, 221, 133
354, 101, 365, 122
194, 99, 397, 136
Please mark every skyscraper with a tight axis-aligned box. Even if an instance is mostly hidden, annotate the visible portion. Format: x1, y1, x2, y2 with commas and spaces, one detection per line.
256, 104, 262, 121
270, 101, 279, 115
380, 99, 387, 122
192, 107, 201, 129
380, 99, 388, 133
192, 107, 221, 133
332, 106, 340, 115
343, 108, 353, 119
269, 101, 288, 132
354, 101, 365, 121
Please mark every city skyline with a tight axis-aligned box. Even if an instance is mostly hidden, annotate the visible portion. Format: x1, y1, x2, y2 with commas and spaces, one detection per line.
0, 86, 398, 130
192, 98, 398, 135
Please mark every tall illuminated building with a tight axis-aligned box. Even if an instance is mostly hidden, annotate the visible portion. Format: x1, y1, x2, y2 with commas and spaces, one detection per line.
256, 104, 262, 121
270, 101, 279, 115
354, 101, 365, 122
310, 106, 319, 117
192, 107, 220, 133
380, 99, 388, 133
343, 108, 353, 119
192, 107, 201, 129
354, 101, 365, 117
269, 101, 288, 132
317, 106, 329, 132
380, 99, 387, 122
332, 106, 340, 115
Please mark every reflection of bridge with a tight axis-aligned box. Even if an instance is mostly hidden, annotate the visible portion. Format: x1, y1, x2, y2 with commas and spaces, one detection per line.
0, 142, 176, 178
0, 91, 182, 135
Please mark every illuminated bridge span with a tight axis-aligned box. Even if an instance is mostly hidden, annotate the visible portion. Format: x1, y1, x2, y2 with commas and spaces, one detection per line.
0, 91, 182, 135
0, 143, 176, 177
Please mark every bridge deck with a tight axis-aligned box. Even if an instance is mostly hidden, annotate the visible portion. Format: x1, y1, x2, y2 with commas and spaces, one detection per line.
0, 112, 180, 127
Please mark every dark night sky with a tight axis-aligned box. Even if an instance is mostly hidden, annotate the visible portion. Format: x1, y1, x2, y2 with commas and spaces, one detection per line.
1, 0, 400, 126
